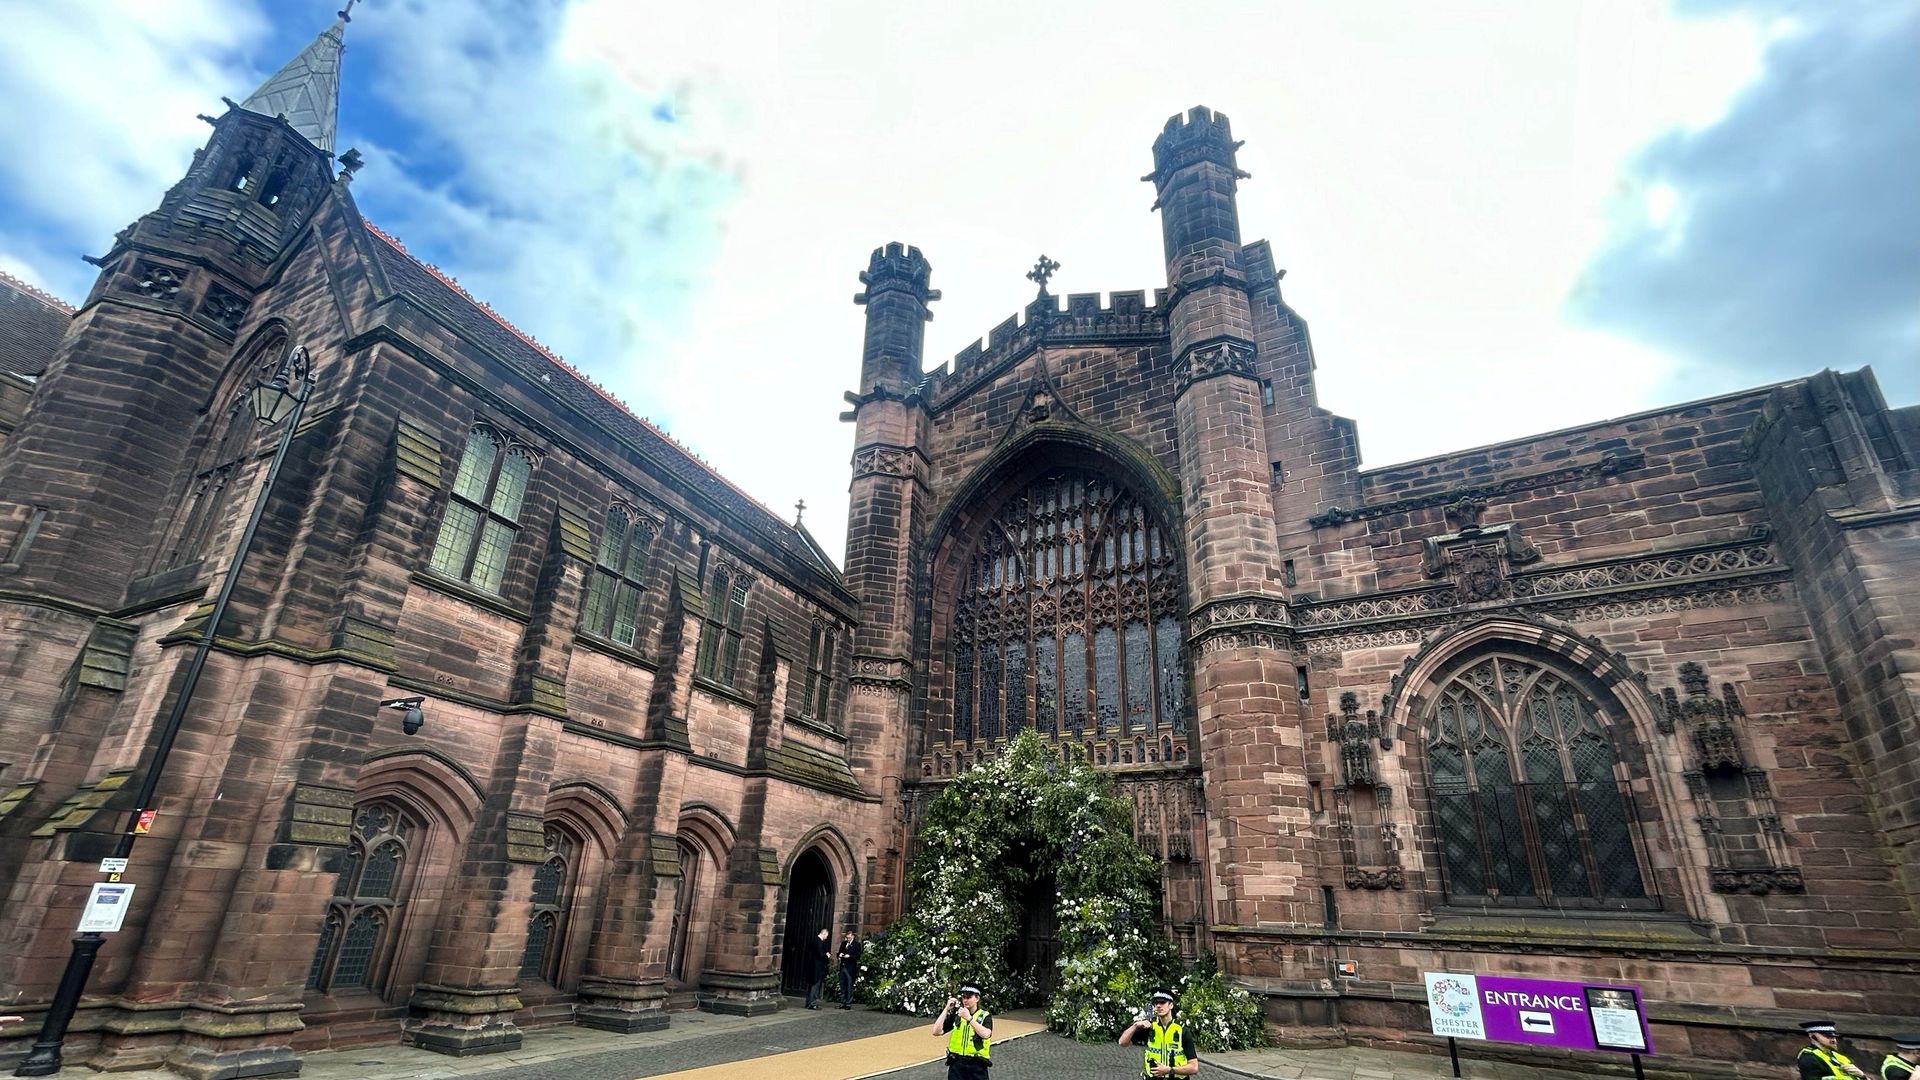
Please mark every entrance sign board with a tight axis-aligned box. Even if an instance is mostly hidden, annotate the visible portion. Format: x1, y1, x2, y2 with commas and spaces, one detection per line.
77, 883, 136, 933
1424, 972, 1653, 1056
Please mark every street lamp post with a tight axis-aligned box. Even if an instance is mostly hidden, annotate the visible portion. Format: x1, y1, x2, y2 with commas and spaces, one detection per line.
14, 345, 318, 1077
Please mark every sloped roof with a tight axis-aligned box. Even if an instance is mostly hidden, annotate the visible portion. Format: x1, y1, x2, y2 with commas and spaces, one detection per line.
0, 270, 74, 378
361, 223, 841, 583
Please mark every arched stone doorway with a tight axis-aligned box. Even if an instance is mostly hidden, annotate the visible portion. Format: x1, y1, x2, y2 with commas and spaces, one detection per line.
779, 848, 834, 994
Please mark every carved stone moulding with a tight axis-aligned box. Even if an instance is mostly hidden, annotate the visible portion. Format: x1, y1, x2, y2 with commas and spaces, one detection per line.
1710, 865, 1804, 895
1175, 337, 1257, 394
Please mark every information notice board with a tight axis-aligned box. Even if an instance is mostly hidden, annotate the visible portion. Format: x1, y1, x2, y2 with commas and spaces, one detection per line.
1423, 972, 1653, 1056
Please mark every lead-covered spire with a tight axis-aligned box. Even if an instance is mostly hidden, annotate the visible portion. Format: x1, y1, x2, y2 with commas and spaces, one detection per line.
239, 6, 352, 152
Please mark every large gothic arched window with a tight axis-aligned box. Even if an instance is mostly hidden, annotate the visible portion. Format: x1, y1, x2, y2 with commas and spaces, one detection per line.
1424, 653, 1651, 909
949, 469, 1186, 749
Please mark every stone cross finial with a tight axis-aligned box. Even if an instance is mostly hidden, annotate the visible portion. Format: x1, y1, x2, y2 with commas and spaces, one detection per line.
794, 499, 806, 525
1027, 255, 1060, 295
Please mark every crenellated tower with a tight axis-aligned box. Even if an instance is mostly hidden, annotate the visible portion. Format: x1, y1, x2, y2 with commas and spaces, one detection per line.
841, 242, 938, 924
1147, 108, 1327, 974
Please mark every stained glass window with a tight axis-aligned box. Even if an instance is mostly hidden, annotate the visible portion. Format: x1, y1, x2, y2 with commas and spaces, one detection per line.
1424, 653, 1649, 909
308, 800, 416, 993
948, 470, 1187, 756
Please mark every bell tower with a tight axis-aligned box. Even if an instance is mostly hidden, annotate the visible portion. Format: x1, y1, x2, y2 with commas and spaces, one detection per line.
0, 11, 350, 607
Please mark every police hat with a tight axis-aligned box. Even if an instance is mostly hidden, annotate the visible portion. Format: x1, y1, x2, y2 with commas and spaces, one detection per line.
1894, 1033, 1920, 1050
958, 984, 982, 997
1800, 1021, 1838, 1035
1150, 988, 1176, 1004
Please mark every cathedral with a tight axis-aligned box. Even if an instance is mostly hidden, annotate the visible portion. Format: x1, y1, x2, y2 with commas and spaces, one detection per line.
3, 13, 1917, 1079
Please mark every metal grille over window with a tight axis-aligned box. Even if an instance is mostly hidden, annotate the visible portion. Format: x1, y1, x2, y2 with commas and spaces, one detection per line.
428, 425, 535, 593
1425, 653, 1652, 909
947, 470, 1188, 765
519, 826, 574, 983
308, 800, 417, 992
582, 505, 657, 646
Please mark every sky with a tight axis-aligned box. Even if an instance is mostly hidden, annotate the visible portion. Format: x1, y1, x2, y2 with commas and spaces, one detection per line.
0, 0, 1913, 565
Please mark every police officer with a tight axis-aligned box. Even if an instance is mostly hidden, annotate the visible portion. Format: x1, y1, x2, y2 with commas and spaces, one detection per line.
1118, 987, 1199, 1078
931, 983, 991, 1080
1799, 1020, 1868, 1079
1882, 1033, 1920, 1080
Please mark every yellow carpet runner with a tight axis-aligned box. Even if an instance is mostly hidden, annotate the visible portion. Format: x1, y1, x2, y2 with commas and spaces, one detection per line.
664, 1013, 1046, 1080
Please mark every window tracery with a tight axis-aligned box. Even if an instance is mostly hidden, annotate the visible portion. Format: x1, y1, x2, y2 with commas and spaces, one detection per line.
1424, 652, 1650, 909
948, 470, 1186, 754
308, 800, 417, 993
518, 826, 575, 984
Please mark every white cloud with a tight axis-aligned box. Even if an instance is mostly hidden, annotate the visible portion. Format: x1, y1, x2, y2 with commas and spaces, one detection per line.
2, 0, 1804, 569
0, 0, 270, 301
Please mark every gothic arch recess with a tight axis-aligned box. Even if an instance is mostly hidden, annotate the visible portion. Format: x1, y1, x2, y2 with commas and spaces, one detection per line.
922, 435, 1189, 771
1391, 624, 1684, 914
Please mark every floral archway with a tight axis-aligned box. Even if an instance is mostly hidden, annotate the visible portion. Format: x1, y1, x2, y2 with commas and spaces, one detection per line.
860, 730, 1264, 1047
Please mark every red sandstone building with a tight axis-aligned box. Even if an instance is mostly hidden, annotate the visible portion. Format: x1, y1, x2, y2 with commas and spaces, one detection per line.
3, 14, 1917, 1079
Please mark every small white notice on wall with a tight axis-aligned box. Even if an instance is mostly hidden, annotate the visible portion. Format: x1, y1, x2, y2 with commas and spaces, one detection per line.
77, 883, 136, 933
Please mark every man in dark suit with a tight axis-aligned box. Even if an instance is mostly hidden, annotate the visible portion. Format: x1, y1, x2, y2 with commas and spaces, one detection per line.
805, 927, 832, 1009
836, 930, 863, 1009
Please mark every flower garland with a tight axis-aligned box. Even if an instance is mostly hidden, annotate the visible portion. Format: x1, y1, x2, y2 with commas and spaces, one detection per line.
857, 730, 1266, 1049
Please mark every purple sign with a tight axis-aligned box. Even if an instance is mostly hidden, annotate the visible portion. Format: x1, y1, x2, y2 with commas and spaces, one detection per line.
1424, 972, 1653, 1056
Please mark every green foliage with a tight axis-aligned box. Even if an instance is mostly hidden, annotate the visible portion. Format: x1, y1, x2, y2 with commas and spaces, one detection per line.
1175, 954, 1270, 1052
857, 730, 1180, 1038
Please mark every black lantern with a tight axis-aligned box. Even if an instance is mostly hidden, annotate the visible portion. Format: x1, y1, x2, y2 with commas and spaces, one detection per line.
245, 344, 313, 426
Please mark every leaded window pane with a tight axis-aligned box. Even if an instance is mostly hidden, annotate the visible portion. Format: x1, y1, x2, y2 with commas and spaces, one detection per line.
429, 503, 480, 577
980, 646, 1002, 742
1155, 617, 1186, 735
1123, 620, 1151, 733
471, 519, 515, 592
491, 452, 532, 519
334, 911, 382, 989
1004, 641, 1027, 735
954, 646, 974, 742
584, 572, 615, 636
360, 841, 403, 900
1063, 631, 1087, 734
598, 508, 629, 565
519, 913, 553, 980
451, 432, 498, 502
814, 632, 834, 719
612, 582, 641, 645
1035, 636, 1058, 736
532, 857, 566, 907
1093, 626, 1119, 735
307, 915, 338, 989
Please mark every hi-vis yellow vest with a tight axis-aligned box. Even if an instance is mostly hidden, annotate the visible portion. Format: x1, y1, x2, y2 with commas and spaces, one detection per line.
1801, 1046, 1857, 1078
948, 1009, 991, 1063
1144, 1020, 1189, 1077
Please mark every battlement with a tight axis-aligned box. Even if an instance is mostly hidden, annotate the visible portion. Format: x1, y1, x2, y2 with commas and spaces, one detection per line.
931, 289, 1169, 387
855, 241, 941, 306
1146, 105, 1247, 187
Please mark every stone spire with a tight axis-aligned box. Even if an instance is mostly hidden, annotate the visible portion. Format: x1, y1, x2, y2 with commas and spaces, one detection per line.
239, 6, 351, 152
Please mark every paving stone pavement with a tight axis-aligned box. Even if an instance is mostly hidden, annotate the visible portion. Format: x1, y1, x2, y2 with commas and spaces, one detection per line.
9, 1007, 1626, 1080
